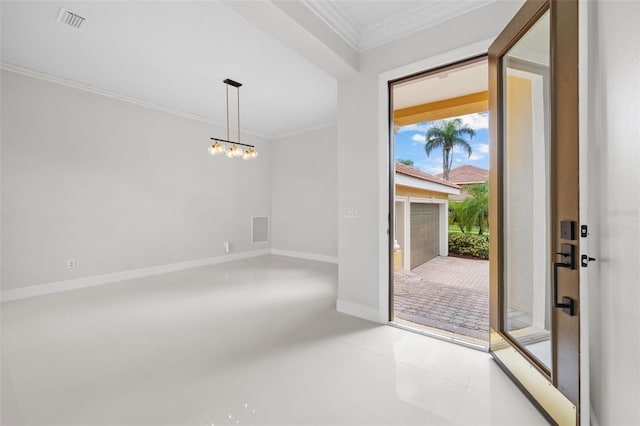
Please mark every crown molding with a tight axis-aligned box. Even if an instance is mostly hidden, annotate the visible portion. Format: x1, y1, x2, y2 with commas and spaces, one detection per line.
301, 0, 360, 51
360, 0, 495, 51
1, 62, 338, 141
0, 61, 272, 140
270, 120, 337, 140
302, 0, 496, 52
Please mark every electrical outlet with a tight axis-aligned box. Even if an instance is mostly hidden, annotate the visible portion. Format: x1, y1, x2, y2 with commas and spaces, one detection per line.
67, 259, 76, 269
224, 241, 230, 254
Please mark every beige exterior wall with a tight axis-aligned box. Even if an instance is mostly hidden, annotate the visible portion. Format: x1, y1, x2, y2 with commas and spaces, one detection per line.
396, 184, 451, 200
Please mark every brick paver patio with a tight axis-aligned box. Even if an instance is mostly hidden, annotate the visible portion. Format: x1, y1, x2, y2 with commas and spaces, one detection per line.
393, 256, 489, 341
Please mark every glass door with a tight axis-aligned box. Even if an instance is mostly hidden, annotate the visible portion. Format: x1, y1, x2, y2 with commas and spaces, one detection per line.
489, 1, 580, 425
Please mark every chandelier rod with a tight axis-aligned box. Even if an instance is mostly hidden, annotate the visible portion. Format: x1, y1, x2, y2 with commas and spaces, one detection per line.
237, 83, 240, 144
209, 137, 254, 148
225, 84, 230, 141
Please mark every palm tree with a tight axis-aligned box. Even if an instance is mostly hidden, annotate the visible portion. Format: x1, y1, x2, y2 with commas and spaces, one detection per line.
459, 182, 489, 235
424, 118, 475, 180
448, 202, 466, 232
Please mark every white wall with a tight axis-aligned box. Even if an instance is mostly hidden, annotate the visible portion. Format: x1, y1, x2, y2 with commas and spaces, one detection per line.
586, 1, 640, 424
271, 126, 337, 261
336, 0, 524, 321
1, 71, 271, 293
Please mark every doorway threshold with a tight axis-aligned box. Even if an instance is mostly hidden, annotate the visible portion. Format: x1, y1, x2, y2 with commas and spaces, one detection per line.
389, 318, 489, 352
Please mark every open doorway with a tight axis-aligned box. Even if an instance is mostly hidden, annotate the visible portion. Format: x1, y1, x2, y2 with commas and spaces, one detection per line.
389, 56, 490, 348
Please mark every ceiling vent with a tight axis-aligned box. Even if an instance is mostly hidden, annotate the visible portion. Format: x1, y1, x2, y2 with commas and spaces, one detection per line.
56, 8, 86, 30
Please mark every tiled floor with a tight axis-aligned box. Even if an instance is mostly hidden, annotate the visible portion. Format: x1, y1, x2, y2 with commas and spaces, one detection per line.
394, 256, 489, 341
1, 255, 547, 425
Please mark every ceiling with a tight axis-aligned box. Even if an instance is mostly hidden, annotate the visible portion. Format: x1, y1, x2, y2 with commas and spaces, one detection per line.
304, 0, 496, 51
1, 1, 499, 139
0, 1, 337, 138
393, 59, 488, 110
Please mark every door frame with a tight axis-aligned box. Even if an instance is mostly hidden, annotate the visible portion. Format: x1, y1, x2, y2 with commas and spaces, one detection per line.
378, 41, 492, 324
386, 53, 488, 322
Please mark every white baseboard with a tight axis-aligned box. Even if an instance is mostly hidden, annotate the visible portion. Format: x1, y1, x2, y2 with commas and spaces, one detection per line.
336, 298, 387, 324
0, 250, 270, 303
270, 249, 338, 264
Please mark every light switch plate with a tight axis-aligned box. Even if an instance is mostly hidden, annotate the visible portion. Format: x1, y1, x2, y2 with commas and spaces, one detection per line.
343, 207, 358, 218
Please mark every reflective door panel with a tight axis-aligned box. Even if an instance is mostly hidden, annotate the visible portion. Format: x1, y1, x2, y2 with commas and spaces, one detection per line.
502, 11, 551, 371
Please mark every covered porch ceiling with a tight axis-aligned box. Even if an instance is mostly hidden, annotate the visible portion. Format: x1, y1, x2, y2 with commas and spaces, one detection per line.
392, 58, 488, 126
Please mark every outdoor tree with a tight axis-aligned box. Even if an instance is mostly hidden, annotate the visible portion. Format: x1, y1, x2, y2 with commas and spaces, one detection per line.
448, 202, 466, 233
459, 182, 489, 235
424, 118, 475, 180
397, 159, 414, 167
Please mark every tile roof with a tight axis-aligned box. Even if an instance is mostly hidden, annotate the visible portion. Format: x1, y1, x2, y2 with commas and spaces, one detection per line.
395, 163, 460, 189
435, 164, 489, 184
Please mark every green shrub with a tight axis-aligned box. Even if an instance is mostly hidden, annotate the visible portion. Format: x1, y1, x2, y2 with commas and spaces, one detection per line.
448, 233, 489, 259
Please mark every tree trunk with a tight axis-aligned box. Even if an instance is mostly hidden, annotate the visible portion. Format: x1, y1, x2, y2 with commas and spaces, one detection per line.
443, 148, 450, 180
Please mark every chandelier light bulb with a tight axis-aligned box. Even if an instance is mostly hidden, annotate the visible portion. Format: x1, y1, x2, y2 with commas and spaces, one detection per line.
209, 142, 225, 155
224, 145, 243, 158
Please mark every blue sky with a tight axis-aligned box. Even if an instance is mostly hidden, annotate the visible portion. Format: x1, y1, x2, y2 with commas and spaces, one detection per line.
395, 111, 489, 175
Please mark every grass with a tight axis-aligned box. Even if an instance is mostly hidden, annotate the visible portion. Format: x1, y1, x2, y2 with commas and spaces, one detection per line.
448, 224, 489, 236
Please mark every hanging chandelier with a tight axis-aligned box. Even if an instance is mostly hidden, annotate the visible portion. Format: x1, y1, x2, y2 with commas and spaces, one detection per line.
208, 78, 258, 160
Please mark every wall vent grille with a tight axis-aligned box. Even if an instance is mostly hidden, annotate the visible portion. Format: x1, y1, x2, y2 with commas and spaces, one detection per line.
56, 8, 86, 30
252, 216, 269, 244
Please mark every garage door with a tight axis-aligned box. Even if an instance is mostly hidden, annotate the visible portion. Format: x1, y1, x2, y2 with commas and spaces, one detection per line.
410, 203, 439, 269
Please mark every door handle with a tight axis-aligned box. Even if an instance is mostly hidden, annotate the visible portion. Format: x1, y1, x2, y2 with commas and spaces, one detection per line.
553, 243, 575, 316
581, 254, 596, 267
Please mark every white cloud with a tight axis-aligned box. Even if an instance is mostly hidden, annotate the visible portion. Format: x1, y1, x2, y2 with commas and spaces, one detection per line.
412, 157, 442, 173
411, 134, 426, 143
398, 123, 428, 133
476, 143, 490, 154
409, 161, 442, 175
426, 166, 443, 174
412, 161, 429, 171
462, 112, 489, 131
446, 145, 485, 161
